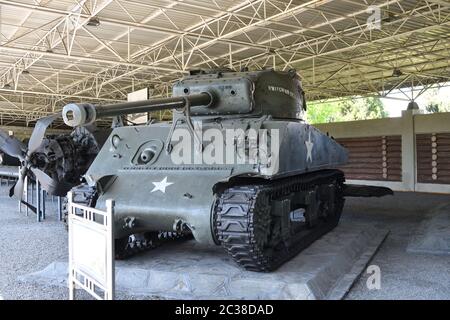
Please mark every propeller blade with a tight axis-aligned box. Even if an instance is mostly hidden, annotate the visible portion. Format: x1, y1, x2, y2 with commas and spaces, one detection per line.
10, 182, 38, 213
30, 167, 57, 193
9, 181, 17, 198
11, 166, 27, 199
20, 200, 38, 214
30, 167, 73, 196
0, 129, 26, 160
28, 114, 59, 155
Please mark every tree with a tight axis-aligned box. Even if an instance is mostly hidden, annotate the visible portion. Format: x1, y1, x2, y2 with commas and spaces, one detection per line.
425, 103, 441, 113
306, 97, 387, 124
305, 100, 342, 124
420, 87, 450, 113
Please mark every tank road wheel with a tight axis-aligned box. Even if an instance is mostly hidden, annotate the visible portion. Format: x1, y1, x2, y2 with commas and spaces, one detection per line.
115, 231, 193, 260
115, 232, 160, 260
213, 170, 345, 272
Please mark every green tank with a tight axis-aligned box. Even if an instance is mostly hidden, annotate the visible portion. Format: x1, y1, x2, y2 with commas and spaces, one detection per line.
62, 69, 391, 271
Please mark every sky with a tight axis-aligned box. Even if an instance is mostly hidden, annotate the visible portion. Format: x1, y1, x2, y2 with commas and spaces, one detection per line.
381, 85, 450, 117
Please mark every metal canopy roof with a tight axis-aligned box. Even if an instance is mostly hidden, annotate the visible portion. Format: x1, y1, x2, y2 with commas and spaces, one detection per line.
0, 0, 449, 125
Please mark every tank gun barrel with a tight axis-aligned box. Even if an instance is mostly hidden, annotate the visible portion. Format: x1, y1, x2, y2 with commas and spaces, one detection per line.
63, 92, 213, 127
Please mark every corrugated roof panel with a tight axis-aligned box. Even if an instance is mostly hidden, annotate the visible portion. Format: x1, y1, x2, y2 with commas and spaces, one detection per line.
0, 0, 449, 122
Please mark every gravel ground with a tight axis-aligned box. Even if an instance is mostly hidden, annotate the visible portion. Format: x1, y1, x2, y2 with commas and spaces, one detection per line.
0, 183, 68, 300
0, 184, 449, 300
343, 193, 450, 300
0, 184, 146, 300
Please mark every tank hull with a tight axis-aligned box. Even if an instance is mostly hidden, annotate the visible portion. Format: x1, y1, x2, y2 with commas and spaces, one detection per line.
87, 118, 348, 244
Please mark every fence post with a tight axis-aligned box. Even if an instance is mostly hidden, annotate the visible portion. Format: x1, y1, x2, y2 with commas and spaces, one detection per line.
68, 192, 75, 300
68, 194, 115, 300
58, 197, 63, 221
18, 167, 22, 213
105, 199, 115, 300
36, 182, 41, 222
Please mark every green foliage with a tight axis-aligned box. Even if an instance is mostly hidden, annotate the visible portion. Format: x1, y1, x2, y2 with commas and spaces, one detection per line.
426, 103, 441, 113
421, 88, 450, 113
306, 97, 388, 124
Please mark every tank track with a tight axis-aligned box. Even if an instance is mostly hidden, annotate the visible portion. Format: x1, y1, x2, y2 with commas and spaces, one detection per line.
67, 184, 192, 260
213, 170, 345, 272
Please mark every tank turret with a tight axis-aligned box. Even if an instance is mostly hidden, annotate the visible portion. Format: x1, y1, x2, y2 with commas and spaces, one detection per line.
62, 69, 306, 128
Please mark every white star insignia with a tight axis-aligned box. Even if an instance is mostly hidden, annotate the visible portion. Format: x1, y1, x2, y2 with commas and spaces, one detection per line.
305, 131, 314, 163
151, 177, 174, 193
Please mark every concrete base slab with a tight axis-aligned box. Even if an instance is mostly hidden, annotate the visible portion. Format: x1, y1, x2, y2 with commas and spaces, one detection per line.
19, 223, 388, 300
408, 203, 450, 255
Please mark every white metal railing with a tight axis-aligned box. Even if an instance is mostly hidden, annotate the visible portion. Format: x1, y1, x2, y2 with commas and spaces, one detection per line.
68, 192, 115, 300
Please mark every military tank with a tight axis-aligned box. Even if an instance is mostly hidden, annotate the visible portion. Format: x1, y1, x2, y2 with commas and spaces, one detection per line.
62, 69, 392, 271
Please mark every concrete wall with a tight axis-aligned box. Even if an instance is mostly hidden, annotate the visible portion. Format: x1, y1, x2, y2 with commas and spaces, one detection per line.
316, 110, 450, 194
